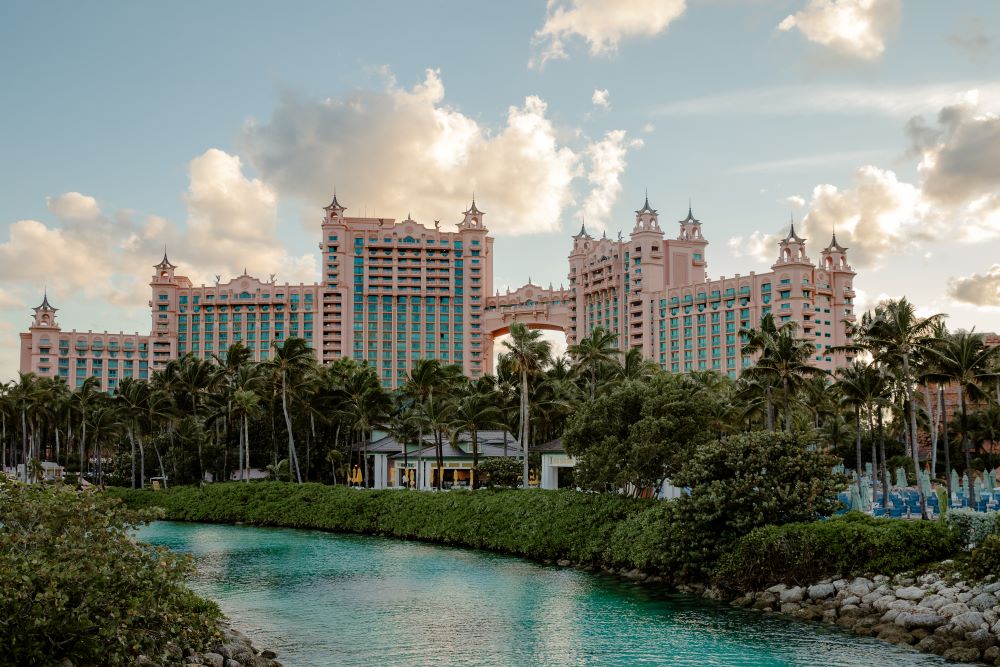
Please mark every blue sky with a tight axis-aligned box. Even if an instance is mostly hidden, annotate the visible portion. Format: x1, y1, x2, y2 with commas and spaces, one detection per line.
2, 0, 999, 379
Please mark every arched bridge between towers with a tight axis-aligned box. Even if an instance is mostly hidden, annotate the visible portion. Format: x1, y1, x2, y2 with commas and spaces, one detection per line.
481, 283, 573, 373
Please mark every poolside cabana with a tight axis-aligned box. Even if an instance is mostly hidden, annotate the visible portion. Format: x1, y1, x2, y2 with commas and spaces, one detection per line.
354, 430, 520, 490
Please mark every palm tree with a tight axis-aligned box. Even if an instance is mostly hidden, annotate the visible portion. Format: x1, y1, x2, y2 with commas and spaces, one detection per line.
568, 327, 619, 399
837, 362, 892, 505
9, 373, 44, 481
402, 359, 447, 489
744, 321, 825, 432
448, 380, 502, 488
854, 298, 944, 518
87, 403, 122, 487
503, 323, 552, 488
267, 337, 317, 483
420, 393, 455, 490
740, 314, 782, 431
116, 377, 149, 489
924, 331, 1000, 508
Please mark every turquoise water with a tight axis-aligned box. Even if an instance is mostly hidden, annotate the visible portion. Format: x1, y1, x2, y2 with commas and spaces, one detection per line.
138, 522, 946, 667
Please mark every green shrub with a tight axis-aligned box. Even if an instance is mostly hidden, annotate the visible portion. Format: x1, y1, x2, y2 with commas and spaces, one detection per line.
945, 509, 1000, 549
717, 513, 961, 592
968, 534, 1000, 579
655, 430, 845, 580
477, 457, 521, 489
1, 479, 221, 665
111, 483, 654, 566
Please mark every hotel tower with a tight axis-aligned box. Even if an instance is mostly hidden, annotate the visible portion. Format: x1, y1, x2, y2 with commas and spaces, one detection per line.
20, 194, 857, 389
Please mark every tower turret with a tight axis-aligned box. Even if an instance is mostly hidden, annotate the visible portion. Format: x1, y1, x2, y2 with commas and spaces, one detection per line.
459, 198, 486, 230
820, 231, 851, 272
31, 291, 58, 328
570, 221, 592, 256
323, 192, 346, 223
773, 218, 811, 267
152, 249, 177, 284
678, 203, 704, 242
633, 191, 661, 234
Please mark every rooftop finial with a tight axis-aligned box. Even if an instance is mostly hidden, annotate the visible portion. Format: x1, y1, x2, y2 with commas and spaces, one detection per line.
688, 197, 693, 218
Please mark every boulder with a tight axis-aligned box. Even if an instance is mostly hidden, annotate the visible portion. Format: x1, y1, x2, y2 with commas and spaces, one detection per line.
753, 592, 777, 610
895, 612, 946, 630
914, 635, 951, 656
951, 611, 987, 632
965, 628, 998, 650
841, 595, 861, 606
780, 586, 805, 603
202, 654, 225, 667
766, 584, 787, 594
889, 599, 916, 611
921, 594, 947, 611
224, 660, 242, 667
848, 578, 873, 597
877, 625, 914, 645
822, 608, 838, 623
969, 593, 1000, 612
984, 582, 1000, 594
808, 583, 836, 600
958, 591, 975, 603
983, 646, 1000, 662
780, 602, 802, 614
942, 646, 981, 663
895, 586, 926, 601
833, 579, 849, 591
939, 602, 971, 618
873, 595, 898, 612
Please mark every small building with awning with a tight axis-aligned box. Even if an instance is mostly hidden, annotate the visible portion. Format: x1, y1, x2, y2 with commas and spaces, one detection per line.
354, 430, 520, 490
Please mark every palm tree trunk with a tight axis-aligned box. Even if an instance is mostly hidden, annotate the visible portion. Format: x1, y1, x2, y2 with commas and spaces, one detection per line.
521, 369, 530, 489
21, 408, 28, 482
472, 430, 479, 489
942, 399, 952, 503
902, 354, 927, 519
783, 377, 792, 433
926, 385, 939, 477
960, 386, 976, 508
243, 414, 251, 482
281, 371, 303, 483
435, 430, 444, 491
137, 433, 146, 489
765, 385, 774, 432
855, 405, 863, 493
128, 427, 137, 489
878, 408, 889, 509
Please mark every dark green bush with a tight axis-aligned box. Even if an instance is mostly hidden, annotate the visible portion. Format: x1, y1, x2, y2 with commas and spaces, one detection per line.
968, 534, 1000, 579
717, 513, 961, 592
477, 457, 522, 488
1, 479, 221, 666
111, 483, 654, 565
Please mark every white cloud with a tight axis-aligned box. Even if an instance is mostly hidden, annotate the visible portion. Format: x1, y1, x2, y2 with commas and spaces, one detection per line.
786, 196, 806, 208
778, 0, 901, 61
531, 0, 687, 67
730, 149, 888, 173
239, 69, 594, 236
579, 130, 642, 231
0, 288, 22, 310
0, 149, 317, 315
656, 82, 1000, 118
948, 265, 1000, 307
592, 88, 610, 108
727, 93, 1000, 271
642, 122, 655, 133
182, 149, 316, 286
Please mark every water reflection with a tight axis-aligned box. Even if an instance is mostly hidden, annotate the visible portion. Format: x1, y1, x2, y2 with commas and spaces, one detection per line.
139, 522, 947, 667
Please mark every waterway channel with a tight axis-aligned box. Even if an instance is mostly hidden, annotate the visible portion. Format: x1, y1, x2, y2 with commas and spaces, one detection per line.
138, 521, 948, 666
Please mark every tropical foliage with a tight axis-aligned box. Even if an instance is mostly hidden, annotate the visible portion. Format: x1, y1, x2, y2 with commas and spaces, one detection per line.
0, 478, 220, 665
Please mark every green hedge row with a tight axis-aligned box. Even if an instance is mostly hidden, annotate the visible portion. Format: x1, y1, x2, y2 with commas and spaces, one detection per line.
112, 485, 966, 593
716, 513, 962, 591
111, 484, 655, 566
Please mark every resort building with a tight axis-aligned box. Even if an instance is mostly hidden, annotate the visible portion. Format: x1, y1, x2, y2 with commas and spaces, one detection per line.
19, 193, 858, 389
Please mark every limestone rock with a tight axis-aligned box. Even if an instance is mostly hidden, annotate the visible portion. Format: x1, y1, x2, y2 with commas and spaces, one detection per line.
969, 593, 1000, 612
965, 628, 998, 650
848, 578, 873, 597
915, 635, 950, 656
895, 611, 946, 630
808, 583, 836, 600
873, 595, 897, 612
841, 595, 861, 606
202, 654, 225, 667
895, 586, 926, 601
921, 594, 947, 611
877, 625, 914, 645
939, 602, 971, 618
780, 586, 805, 603
780, 602, 802, 614
951, 610, 987, 632
942, 646, 981, 663
983, 645, 1000, 662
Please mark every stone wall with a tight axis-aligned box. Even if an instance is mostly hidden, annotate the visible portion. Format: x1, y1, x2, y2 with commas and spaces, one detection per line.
732, 572, 1000, 665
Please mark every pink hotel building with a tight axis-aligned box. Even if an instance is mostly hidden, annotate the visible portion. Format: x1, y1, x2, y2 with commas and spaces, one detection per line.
20, 194, 857, 390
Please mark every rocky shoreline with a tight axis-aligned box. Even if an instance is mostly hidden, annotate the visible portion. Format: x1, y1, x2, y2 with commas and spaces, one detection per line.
725, 571, 1000, 665
136, 623, 284, 667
